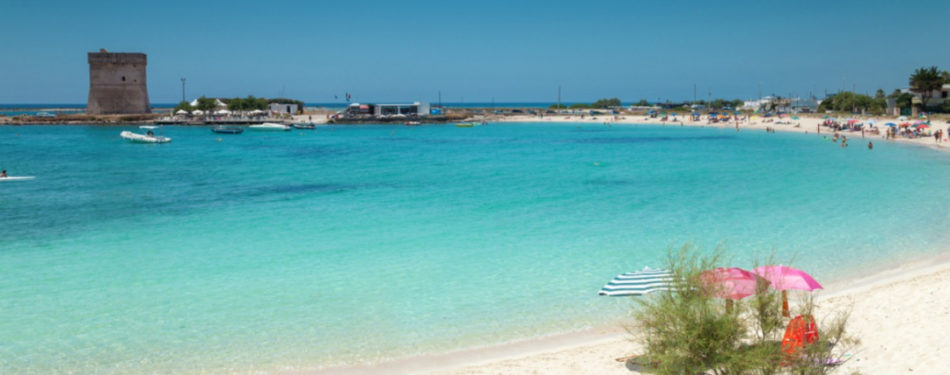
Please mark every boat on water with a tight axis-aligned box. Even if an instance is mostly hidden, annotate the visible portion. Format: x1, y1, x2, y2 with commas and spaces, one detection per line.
211, 126, 244, 134
292, 123, 316, 129
406, 121, 421, 126
249, 123, 291, 131
120, 126, 171, 143
456, 123, 474, 128
0, 176, 35, 181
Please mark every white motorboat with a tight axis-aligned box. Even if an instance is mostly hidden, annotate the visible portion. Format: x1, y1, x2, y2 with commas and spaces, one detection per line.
249, 122, 291, 131
120, 127, 172, 143
0, 176, 35, 181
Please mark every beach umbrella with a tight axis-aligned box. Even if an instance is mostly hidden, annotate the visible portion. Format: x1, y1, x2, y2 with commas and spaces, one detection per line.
700, 267, 760, 300
175, 109, 188, 115
791, 116, 800, 120
598, 267, 673, 297
700, 267, 761, 313
753, 265, 822, 317
192, 110, 204, 115
916, 124, 929, 129
885, 122, 897, 127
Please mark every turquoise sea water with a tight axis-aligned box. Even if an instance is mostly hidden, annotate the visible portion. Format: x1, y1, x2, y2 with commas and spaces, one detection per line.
2, 123, 950, 374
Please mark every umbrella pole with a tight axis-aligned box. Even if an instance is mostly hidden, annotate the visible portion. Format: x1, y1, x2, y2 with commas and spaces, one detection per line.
782, 290, 790, 318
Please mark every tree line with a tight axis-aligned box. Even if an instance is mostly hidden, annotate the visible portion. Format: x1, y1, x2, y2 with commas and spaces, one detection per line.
174, 96, 305, 112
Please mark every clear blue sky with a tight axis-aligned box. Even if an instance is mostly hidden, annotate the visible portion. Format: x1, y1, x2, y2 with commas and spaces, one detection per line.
1, 0, 948, 104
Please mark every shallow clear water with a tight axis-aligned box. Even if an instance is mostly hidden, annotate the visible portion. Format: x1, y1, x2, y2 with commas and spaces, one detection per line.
2, 123, 950, 373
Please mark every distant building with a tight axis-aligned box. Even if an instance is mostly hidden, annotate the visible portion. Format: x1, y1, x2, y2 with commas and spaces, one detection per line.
269, 103, 299, 114
343, 102, 430, 117
789, 97, 819, 113
87, 49, 150, 114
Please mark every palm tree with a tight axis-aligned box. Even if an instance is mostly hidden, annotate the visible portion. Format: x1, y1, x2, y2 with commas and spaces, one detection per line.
909, 66, 946, 111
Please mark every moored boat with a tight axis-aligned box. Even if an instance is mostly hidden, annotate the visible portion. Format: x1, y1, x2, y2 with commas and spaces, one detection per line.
292, 123, 316, 129
211, 126, 244, 134
456, 123, 474, 128
120, 126, 171, 143
249, 123, 291, 131
406, 121, 421, 126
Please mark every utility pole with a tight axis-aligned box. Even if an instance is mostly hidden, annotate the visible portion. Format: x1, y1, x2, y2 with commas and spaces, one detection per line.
180, 78, 186, 102
693, 83, 697, 103
557, 85, 561, 109
438, 90, 442, 108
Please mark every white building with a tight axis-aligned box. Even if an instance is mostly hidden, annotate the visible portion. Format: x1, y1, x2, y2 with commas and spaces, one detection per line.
269, 103, 299, 114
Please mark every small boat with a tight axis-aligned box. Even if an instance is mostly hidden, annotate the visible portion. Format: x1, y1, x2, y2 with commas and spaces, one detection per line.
249, 123, 291, 131
456, 123, 474, 128
406, 121, 421, 126
211, 126, 244, 134
120, 127, 171, 143
0, 176, 35, 181
292, 123, 316, 129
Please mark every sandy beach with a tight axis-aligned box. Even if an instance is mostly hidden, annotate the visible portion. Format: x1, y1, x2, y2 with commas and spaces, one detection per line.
493, 112, 950, 153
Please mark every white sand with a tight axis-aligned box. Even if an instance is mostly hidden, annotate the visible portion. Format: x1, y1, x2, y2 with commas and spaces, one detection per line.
494, 113, 950, 152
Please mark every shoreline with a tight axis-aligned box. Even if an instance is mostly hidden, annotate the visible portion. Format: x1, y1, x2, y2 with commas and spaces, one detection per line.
290, 249, 950, 374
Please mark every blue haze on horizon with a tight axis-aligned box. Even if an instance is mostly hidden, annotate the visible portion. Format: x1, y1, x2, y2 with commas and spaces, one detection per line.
0, 0, 948, 104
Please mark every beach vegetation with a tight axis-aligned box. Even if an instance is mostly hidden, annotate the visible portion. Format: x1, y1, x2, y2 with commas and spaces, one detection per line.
628, 244, 858, 375
591, 98, 622, 109
908, 66, 947, 110
195, 96, 218, 111
635, 99, 651, 107
548, 104, 568, 109
174, 101, 193, 112
817, 92, 885, 115
226, 95, 270, 111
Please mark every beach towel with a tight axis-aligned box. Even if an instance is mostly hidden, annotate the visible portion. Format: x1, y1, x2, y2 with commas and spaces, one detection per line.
782, 314, 818, 357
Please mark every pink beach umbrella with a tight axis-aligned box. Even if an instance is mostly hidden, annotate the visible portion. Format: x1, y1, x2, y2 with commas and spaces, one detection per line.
753, 265, 822, 317
700, 267, 761, 312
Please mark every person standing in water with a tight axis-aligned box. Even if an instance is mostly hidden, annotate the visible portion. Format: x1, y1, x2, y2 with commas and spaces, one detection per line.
868, 141, 873, 150
1, 170, 6, 178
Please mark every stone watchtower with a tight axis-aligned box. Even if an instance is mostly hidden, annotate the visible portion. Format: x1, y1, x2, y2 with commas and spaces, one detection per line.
87, 49, 150, 114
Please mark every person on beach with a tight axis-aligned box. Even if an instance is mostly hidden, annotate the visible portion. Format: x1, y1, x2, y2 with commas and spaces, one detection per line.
1, 170, 6, 178
841, 136, 848, 148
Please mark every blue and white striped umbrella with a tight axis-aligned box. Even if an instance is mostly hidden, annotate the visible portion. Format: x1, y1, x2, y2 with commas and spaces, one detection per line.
598, 267, 673, 297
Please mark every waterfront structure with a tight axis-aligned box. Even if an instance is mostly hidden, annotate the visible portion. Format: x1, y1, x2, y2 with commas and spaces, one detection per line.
344, 102, 430, 117
269, 103, 299, 114
87, 49, 150, 114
